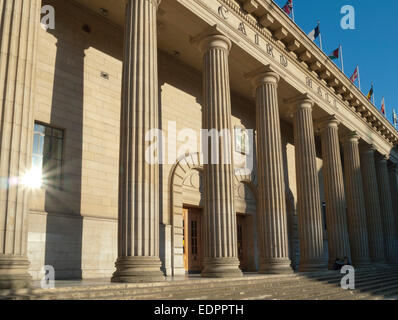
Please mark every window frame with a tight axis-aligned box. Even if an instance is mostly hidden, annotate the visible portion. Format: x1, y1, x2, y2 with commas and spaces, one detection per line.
33, 121, 65, 190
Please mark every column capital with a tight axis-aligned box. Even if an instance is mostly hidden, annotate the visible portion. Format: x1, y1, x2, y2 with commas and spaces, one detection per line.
200, 35, 232, 54
316, 115, 340, 131
191, 26, 232, 54
341, 131, 360, 145
285, 93, 314, 111
375, 153, 389, 162
245, 65, 280, 88
122, 0, 161, 7
359, 143, 377, 155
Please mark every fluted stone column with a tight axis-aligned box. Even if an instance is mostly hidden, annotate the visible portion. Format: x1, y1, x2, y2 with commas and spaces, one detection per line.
197, 34, 242, 278
0, 0, 40, 289
388, 164, 398, 237
341, 133, 371, 266
375, 155, 397, 263
249, 68, 292, 274
112, 0, 165, 283
360, 145, 385, 263
388, 163, 398, 254
318, 117, 351, 268
293, 97, 326, 271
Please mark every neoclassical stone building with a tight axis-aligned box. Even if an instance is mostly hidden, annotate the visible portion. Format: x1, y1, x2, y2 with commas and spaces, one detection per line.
1, 0, 398, 289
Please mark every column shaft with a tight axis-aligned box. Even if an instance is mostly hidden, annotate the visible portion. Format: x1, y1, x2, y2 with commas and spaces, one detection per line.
319, 118, 351, 268
388, 164, 398, 254
342, 134, 371, 266
199, 34, 242, 278
360, 146, 385, 263
112, 0, 164, 283
375, 157, 397, 263
0, 0, 40, 289
251, 70, 292, 274
293, 98, 326, 271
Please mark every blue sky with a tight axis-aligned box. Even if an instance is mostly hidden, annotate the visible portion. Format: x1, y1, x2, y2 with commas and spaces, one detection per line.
275, 0, 398, 126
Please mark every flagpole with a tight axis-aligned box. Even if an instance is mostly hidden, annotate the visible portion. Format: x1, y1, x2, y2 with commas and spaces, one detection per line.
318, 21, 323, 51
357, 65, 361, 91
340, 44, 344, 73
291, 0, 295, 22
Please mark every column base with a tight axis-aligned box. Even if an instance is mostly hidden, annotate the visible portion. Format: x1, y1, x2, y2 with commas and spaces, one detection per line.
111, 256, 165, 283
0, 255, 32, 290
298, 260, 327, 272
201, 257, 243, 278
258, 258, 293, 274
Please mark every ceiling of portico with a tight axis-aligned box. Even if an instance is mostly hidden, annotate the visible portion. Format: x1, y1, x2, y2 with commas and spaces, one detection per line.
72, 0, 126, 27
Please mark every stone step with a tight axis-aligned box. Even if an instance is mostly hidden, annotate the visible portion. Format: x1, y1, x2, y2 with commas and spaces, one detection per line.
189, 278, 384, 301
3, 268, 398, 300
37, 273, 398, 300
301, 268, 398, 283
32, 278, 327, 300
173, 271, 398, 300
301, 278, 398, 301
28, 273, 299, 297
297, 272, 398, 290
95, 272, 398, 301
30, 275, 303, 300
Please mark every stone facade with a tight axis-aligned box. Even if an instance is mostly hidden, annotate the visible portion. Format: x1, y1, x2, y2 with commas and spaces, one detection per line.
0, 0, 397, 288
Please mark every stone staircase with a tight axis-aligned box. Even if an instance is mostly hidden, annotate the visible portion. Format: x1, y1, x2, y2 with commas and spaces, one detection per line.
2, 267, 398, 300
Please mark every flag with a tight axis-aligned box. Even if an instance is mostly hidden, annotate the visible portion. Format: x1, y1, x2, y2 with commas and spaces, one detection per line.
308, 25, 320, 41
367, 85, 374, 101
381, 97, 386, 115
282, 0, 293, 15
393, 109, 398, 127
350, 66, 359, 83
328, 48, 340, 60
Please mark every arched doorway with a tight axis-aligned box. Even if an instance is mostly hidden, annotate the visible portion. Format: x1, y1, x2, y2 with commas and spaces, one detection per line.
169, 153, 258, 275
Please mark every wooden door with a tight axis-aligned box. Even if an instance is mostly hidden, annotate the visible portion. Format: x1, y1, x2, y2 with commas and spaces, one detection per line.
183, 207, 202, 272
237, 214, 247, 271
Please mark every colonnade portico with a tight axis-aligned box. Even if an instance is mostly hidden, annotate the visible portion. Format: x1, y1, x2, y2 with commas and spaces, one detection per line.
2, 0, 398, 290
95, 0, 398, 278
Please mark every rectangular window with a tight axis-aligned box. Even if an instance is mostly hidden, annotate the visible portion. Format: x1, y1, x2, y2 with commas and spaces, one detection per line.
32, 123, 64, 189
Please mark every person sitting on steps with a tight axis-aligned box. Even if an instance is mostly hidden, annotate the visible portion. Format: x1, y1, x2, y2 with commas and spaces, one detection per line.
333, 258, 344, 270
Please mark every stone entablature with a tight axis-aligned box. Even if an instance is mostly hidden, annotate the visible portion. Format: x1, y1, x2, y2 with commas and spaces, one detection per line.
185, 0, 397, 155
